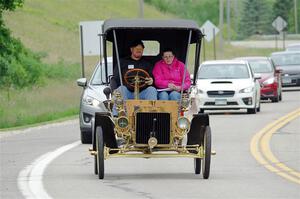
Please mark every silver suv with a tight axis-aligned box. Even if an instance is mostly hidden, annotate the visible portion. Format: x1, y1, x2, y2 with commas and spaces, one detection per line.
77, 57, 113, 143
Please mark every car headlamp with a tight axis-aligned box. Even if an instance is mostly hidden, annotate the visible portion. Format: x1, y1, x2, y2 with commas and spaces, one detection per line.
263, 77, 275, 85
83, 96, 100, 107
181, 93, 190, 109
177, 117, 190, 130
117, 117, 129, 129
112, 90, 124, 108
198, 89, 204, 94
239, 86, 254, 93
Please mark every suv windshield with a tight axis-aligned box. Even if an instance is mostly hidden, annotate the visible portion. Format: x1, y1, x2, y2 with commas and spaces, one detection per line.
248, 60, 273, 73
198, 64, 250, 79
91, 62, 113, 85
271, 53, 300, 66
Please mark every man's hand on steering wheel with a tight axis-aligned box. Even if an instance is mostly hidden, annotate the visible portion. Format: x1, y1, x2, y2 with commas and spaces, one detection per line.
124, 68, 151, 89
145, 77, 153, 85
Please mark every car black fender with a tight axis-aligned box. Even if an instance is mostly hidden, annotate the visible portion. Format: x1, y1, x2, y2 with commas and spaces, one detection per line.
187, 113, 210, 145
92, 112, 117, 150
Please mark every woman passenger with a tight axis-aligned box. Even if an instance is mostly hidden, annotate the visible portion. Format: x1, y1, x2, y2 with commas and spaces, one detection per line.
152, 48, 191, 100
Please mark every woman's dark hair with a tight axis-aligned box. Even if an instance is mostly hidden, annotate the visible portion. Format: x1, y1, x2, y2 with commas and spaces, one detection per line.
161, 47, 174, 56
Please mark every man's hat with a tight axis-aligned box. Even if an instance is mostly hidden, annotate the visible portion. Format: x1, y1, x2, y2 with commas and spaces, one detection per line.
130, 40, 145, 48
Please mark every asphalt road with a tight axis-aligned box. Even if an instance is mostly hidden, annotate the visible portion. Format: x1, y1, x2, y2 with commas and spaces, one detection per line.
1, 90, 299, 199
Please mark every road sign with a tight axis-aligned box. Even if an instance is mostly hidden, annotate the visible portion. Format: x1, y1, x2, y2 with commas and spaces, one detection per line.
272, 16, 287, 32
79, 21, 103, 56
200, 20, 219, 42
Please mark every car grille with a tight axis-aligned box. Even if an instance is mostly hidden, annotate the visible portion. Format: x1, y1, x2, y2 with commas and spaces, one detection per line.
135, 112, 170, 144
207, 90, 235, 97
204, 102, 238, 106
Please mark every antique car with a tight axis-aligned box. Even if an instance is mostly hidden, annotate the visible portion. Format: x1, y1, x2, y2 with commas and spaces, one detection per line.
88, 19, 214, 179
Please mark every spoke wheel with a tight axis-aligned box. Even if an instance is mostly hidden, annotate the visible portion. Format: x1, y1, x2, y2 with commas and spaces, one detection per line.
96, 126, 104, 179
194, 158, 201, 174
202, 126, 211, 179
94, 155, 98, 175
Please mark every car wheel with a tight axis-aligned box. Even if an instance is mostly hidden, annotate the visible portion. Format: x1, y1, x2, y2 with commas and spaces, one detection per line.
94, 155, 98, 175
81, 130, 92, 144
279, 92, 282, 101
194, 158, 201, 174
271, 96, 279, 103
202, 126, 211, 179
96, 126, 105, 179
256, 101, 261, 112
247, 108, 256, 114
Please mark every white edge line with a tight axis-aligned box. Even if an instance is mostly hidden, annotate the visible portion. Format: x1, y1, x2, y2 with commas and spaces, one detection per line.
18, 141, 81, 199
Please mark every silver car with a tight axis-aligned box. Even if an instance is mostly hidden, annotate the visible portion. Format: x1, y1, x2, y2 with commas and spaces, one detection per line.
270, 51, 300, 87
77, 57, 113, 143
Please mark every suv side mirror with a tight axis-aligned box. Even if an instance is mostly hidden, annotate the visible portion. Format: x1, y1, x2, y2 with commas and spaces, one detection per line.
77, 78, 87, 87
190, 74, 194, 81
275, 69, 282, 74
254, 74, 261, 80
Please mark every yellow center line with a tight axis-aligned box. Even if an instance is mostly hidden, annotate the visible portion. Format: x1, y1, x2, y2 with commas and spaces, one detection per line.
250, 108, 300, 185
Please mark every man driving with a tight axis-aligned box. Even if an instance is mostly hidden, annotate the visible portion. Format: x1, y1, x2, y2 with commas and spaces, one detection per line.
113, 40, 157, 100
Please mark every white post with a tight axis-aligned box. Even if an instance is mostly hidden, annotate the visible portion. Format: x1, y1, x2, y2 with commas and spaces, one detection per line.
219, 0, 224, 54
295, 0, 298, 34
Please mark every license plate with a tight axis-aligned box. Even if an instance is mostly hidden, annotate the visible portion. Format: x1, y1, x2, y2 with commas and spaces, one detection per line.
282, 78, 291, 84
215, 99, 227, 105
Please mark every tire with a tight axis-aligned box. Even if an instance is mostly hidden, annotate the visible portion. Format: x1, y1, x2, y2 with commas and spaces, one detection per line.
271, 95, 279, 103
256, 101, 261, 112
247, 108, 256, 114
94, 155, 98, 175
194, 158, 201, 174
279, 91, 282, 101
81, 130, 92, 144
96, 126, 105, 179
202, 126, 211, 179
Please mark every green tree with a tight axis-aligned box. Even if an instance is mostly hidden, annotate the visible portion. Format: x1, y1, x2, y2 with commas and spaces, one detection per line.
273, 0, 293, 22
145, 0, 219, 25
1, 0, 45, 99
273, 0, 298, 32
0, 0, 23, 12
238, 0, 273, 39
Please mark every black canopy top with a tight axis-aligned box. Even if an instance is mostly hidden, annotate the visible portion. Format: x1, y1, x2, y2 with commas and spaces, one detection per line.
103, 19, 203, 43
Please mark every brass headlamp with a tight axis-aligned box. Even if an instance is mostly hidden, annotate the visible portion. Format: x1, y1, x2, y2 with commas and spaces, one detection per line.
180, 93, 190, 111
174, 116, 190, 139
112, 90, 124, 111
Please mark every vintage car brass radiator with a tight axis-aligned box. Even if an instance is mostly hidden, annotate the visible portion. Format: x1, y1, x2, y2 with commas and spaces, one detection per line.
135, 112, 171, 144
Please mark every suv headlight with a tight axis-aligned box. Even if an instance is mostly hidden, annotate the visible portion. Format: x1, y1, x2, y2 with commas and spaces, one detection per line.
177, 117, 190, 130
83, 96, 100, 107
239, 86, 254, 93
198, 89, 204, 94
263, 77, 275, 85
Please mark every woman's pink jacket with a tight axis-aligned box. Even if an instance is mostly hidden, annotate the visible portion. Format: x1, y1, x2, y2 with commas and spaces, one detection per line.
152, 57, 191, 90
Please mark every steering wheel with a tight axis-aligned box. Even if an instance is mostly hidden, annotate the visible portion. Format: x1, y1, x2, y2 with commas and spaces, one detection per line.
124, 68, 150, 89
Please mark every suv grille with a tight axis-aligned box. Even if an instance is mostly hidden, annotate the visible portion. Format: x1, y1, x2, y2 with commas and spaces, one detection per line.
136, 112, 170, 144
207, 90, 235, 97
